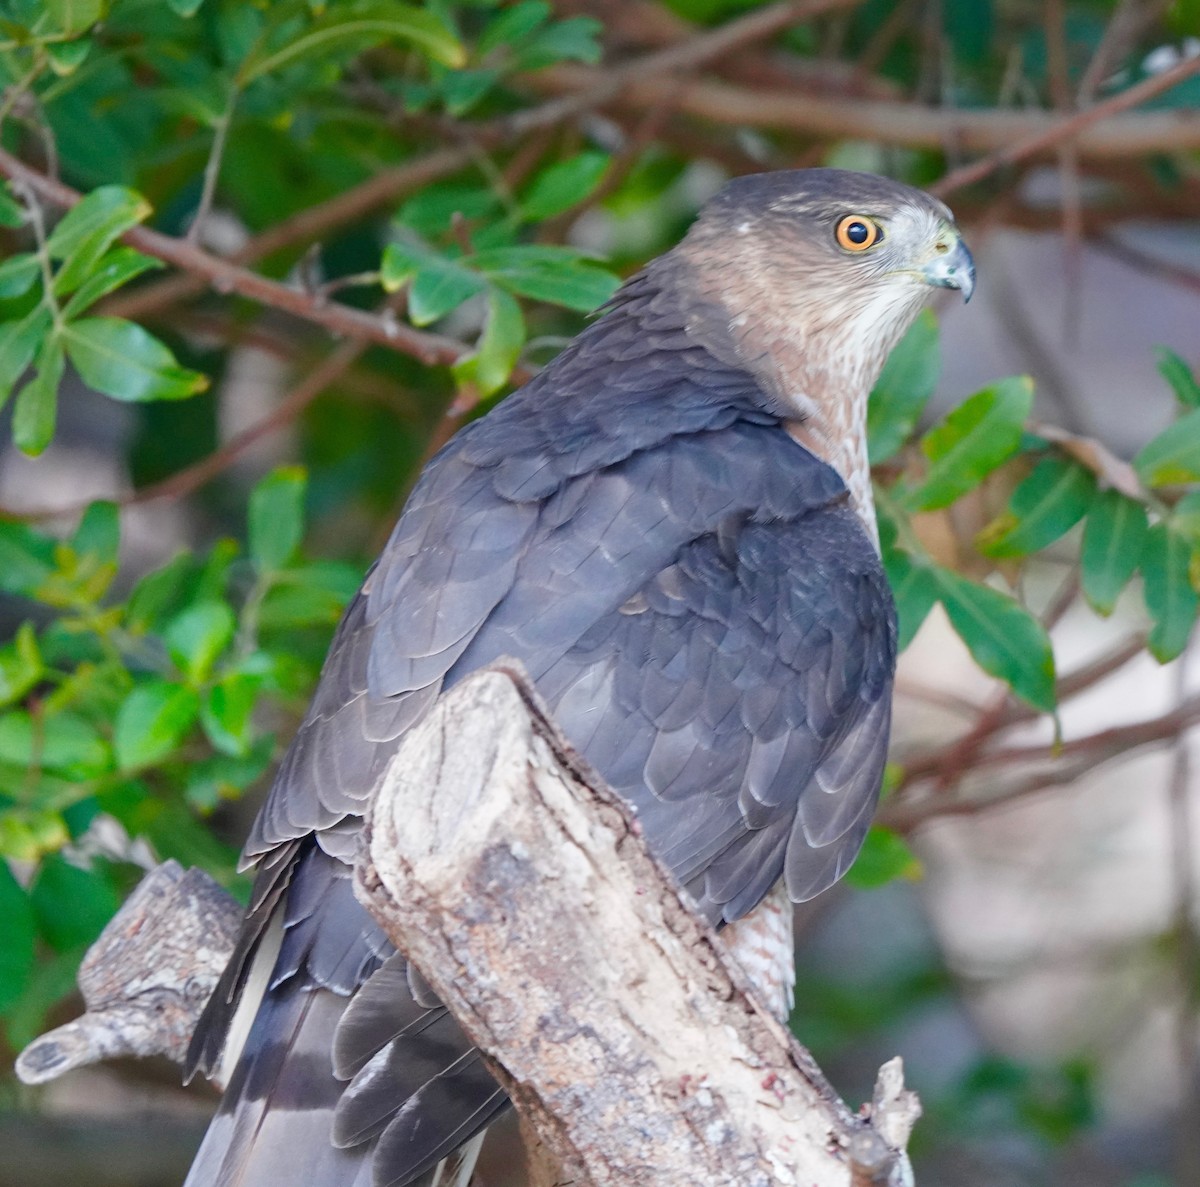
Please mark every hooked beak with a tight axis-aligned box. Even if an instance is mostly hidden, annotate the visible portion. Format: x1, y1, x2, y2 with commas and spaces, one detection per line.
922, 233, 976, 302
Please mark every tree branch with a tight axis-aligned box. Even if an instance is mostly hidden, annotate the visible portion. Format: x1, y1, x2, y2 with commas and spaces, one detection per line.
0, 144, 467, 366
15, 861, 240, 1088
519, 52, 1200, 189
355, 663, 919, 1187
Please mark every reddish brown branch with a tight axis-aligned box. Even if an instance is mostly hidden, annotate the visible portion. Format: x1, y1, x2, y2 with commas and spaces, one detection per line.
884, 691, 1200, 832
897, 633, 1148, 789
524, 52, 1200, 185
101, 146, 479, 325
0, 145, 467, 366
932, 52, 1200, 195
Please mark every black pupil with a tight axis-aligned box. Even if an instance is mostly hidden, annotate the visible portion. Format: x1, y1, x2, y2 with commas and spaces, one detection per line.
846, 220, 870, 244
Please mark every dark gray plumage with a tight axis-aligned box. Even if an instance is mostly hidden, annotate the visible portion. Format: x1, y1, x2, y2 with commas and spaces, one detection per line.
182, 167, 976, 1187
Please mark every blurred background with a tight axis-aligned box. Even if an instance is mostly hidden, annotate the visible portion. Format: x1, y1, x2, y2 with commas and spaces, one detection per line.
1, 1, 1200, 1184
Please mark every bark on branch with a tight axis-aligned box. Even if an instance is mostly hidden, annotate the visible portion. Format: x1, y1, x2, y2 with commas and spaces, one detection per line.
16, 664, 920, 1186
355, 664, 919, 1187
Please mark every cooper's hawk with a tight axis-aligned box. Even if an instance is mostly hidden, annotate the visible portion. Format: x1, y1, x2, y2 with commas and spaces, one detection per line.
183, 168, 974, 1187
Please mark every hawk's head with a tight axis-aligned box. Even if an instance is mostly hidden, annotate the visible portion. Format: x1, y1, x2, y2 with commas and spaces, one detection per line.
675, 168, 973, 406
669, 168, 974, 527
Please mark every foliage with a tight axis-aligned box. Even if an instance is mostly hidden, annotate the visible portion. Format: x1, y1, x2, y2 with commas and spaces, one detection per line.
0, 469, 361, 1043
1, 0, 1198, 1179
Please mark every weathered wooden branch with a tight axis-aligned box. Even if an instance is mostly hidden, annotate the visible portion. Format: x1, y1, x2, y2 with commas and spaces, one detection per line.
15, 861, 241, 1087
16, 663, 920, 1186
356, 664, 919, 1187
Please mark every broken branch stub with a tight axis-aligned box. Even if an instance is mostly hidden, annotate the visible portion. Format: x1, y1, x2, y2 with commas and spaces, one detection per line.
354, 662, 919, 1187
16, 861, 241, 1086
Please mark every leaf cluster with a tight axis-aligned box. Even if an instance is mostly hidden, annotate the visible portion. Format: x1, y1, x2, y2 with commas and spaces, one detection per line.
0, 467, 361, 1045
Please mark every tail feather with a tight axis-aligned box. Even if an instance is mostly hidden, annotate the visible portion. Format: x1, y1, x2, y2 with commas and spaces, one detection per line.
185, 848, 508, 1187
373, 1058, 508, 1187
185, 979, 372, 1187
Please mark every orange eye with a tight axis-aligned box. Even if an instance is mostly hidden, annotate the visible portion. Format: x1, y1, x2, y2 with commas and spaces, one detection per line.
835, 215, 883, 252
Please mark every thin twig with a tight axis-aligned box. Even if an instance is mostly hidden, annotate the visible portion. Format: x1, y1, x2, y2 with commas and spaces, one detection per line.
100, 145, 478, 324
896, 633, 1148, 785
1092, 231, 1200, 298
943, 691, 1200, 776
6, 333, 370, 524
1078, 0, 1168, 104
893, 677, 983, 718
187, 95, 237, 245
1044, 0, 1084, 345
1170, 647, 1200, 1182
932, 51, 1200, 194
884, 692, 1200, 832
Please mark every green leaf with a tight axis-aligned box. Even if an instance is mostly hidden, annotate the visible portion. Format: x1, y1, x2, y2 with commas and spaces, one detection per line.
0, 624, 43, 709
520, 151, 610, 221
409, 259, 486, 326
867, 310, 940, 464
167, 0, 206, 14
0, 864, 35, 1013
1142, 523, 1198, 662
878, 509, 938, 650
164, 600, 236, 684
380, 240, 436, 291
46, 185, 150, 295
63, 317, 208, 402
13, 339, 64, 457
113, 681, 201, 770
201, 673, 262, 756
0, 306, 53, 411
440, 68, 500, 116
1157, 347, 1200, 407
477, 1, 549, 56
934, 568, 1056, 711
516, 16, 602, 67
464, 286, 524, 396
0, 710, 110, 776
119, 796, 240, 876
1176, 489, 1200, 539
125, 552, 192, 632
0, 254, 40, 299
61, 247, 162, 319
1134, 407, 1200, 487
976, 457, 1096, 558
46, 37, 92, 75
249, 465, 307, 573
0, 185, 25, 229
0, 810, 69, 864
72, 499, 120, 564
399, 184, 501, 238
881, 545, 940, 652
0, 522, 55, 595
45, 0, 104, 35
906, 377, 1034, 511
30, 855, 120, 953
257, 562, 360, 629
186, 737, 274, 811
1081, 490, 1149, 616
238, 3, 464, 84
845, 826, 921, 889
476, 246, 618, 312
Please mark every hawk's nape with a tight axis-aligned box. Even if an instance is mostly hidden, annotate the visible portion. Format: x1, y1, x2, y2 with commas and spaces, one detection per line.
182, 168, 973, 1187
